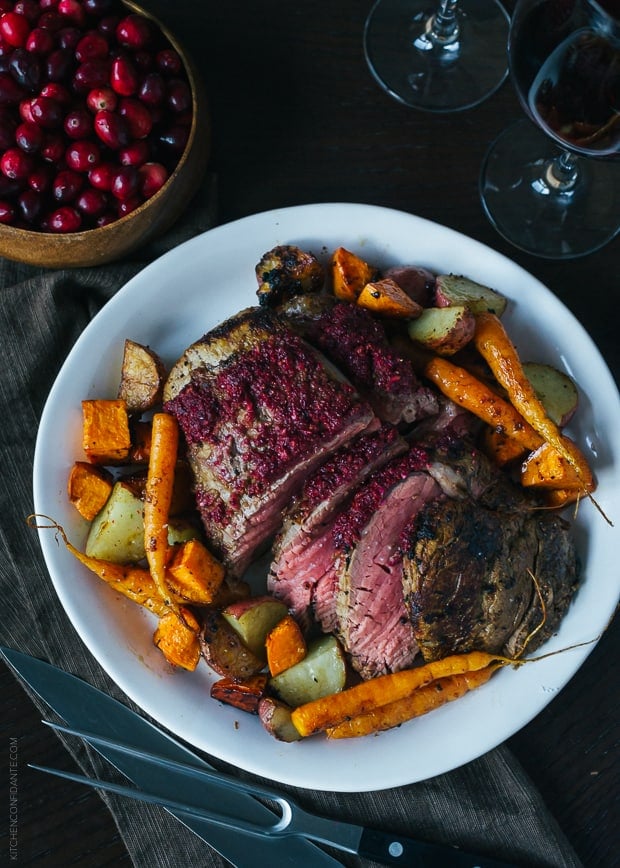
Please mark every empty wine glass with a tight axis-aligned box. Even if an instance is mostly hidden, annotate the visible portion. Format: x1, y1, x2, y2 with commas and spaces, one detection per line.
480, 0, 620, 258
364, 0, 510, 112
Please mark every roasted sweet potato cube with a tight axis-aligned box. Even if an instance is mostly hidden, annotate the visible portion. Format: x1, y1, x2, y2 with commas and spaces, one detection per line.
331, 247, 377, 302
153, 607, 201, 671
210, 674, 268, 714
82, 399, 131, 464
521, 441, 587, 491
67, 461, 114, 521
265, 614, 307, 676
357, 278, 423, 319
167, 539, 225, 604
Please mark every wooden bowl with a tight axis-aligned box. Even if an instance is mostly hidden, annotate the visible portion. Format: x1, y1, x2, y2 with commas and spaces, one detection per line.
0, 2, 210, 269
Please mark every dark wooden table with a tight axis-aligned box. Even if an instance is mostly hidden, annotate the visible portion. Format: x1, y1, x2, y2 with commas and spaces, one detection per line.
2, 1, 618, 866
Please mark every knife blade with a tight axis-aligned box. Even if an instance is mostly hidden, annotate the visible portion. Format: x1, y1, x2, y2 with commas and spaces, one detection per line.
0, 645, 340, 868
38, 721, 520, 868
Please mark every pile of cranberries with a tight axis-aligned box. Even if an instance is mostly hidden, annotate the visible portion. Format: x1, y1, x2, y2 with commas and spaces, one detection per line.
0, 0, 194, 233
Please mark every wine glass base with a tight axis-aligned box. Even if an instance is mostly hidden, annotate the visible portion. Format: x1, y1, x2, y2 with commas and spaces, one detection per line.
480, 119, 620, 259
364, 0, 509, 112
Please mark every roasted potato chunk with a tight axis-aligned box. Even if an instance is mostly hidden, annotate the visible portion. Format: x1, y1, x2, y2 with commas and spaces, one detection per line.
117, 339, 166, 413
199, 608, 265, 680
255, 245, 325, 307
434, 274, 507, 317
407, 305, 476, 356
210, 674, 268, 714
258, 696, 303, 742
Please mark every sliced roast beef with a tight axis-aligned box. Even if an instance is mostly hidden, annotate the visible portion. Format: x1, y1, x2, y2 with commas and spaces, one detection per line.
269, 423, 407, 629
271, 444, 442, 678
163, 307, 376, 577
287, 300, 439, 426
402, 498, 579, 661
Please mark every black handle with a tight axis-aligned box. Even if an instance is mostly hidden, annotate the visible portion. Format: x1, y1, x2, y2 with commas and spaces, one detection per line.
358, 827, 518, 868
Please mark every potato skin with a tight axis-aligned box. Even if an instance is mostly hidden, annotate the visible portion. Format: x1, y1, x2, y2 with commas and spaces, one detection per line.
117, 339, 166, 413
199, 607, 265, 680
383, 265, 435, 307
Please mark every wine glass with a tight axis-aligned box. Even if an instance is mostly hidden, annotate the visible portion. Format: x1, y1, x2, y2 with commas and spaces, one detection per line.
363, 0, 510, 112
480, 0, 620, 258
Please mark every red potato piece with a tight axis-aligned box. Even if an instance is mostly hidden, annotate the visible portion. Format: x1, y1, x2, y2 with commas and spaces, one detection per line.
434, 274, 507, 317
407, 305, 476, 356
383, 265, 435, 307
258, 696, 303, 742
117, 338, 167, 413
210, 674, 269, 714
222, 596, 289, 660
199, 608, 265, 680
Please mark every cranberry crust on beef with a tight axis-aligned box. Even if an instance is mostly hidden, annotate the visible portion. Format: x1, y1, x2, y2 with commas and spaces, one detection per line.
163, 307, 376, 577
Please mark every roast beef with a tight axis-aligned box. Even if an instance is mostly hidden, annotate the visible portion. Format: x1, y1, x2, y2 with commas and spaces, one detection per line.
283, 299, 439, 426
270, 444, 443, 678
402, 496, 580, 661
163, 307, 376, 577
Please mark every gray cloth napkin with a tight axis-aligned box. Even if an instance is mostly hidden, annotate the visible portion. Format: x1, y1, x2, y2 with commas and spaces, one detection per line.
0, 176, 583, 868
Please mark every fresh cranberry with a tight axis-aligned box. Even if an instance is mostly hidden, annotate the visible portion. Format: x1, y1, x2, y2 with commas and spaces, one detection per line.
30, 95, 63, 128
75, 184, 107, 216
118, 96, 151, 139
57, 25, 82, 50
45, 47, 74, 82
18, 97, 34, 122
63, 106, 92, 138
0, 0, 12, 13
119, 138, 148, 167
0, 12, 31, 48
156, 123, 189, 153
86, 85, 116, 112
52, 167, 83, 202
65, 138, 100, 171
95, 210, 116, 226
13, 2, 40, 23
88, 160, 115, 190
1, 146, 33, 179
84, 0, 114, 14
57, 0, 86, 27
116, 14, 152, 50
96, 14, 119, 38
110, 55, 138, 96
9, 48, 42, 92
138, 72, 165, 106
156, 48, 182, 76
110, 164, 137, 200
166, 78, 191, 113
0, 173, 22, 197
40, 130, 64, 162
72, 57, 109, 92
39, 81, 72, 104
25, 27, 54, 55
75, 30, 109, 62
133, 49, 152, 71
15, 119, 42, 152
17, 186, 42, 222
28, 163, 52, 192
0, 72, 25, 105
38, 11, 64, 33
117, 193, 140, 216
0, 198, 14, 222
38, 0, 59, 9
138, 161, 167, 198
46, 204, 82, 232
93, 108, 128, 148
0, 105, 16, 147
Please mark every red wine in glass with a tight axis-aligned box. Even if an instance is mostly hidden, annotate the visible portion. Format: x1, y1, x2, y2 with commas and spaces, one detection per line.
480, 0, 620, 258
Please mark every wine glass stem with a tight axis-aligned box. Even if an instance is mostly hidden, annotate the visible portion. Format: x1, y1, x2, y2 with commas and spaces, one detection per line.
543, 150, 580, 194
415, 0, 460, 50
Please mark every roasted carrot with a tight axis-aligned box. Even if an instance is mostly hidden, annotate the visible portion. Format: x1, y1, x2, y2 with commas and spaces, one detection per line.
421, 355, 543, 451
144, 412, 180, 611
326, 664, 500, 739
521, 439, 588, 491
29, 516, 174, 617
479, 427, 528, 468
290, 650, 511, 737
473, 312, 595, 495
